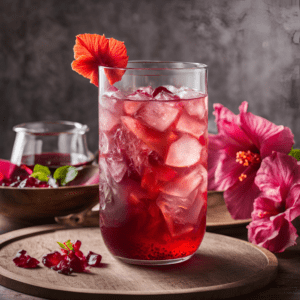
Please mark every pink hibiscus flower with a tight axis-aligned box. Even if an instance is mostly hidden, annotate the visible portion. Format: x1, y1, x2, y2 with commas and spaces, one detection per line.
208, 102, 294, 219
247, 152, 300, 252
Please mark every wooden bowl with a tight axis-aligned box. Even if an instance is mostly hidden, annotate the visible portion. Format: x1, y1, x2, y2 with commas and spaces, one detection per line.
0, 165, 99, 221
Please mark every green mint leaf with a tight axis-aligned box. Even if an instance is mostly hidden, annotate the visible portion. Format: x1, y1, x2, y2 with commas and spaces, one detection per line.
288, 148, 300, 161
33, 164, 51, 175
30, 165, 51, 182
65, 240, 74, 251
57, 242, 68, 250
53, 166, 78, 186
30, 171, 49, 182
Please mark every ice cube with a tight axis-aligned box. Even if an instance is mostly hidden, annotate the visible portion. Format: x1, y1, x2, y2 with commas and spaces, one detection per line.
99, 109, 120, 132
161, 164, 207, 198
184, 96, 207, 120
138, 102, 180, 132
153, 86, 180, 101
137, 86, 154, 96
127, 90, 153, 101
156, 188, 203, 237
112, 126, 152, 176
99, 157, 110, 183
176, 87, 204, 99
100, 89, 124, 115
99, 131, 109, 154
124, 101, 144, 115
106, 155, 127, 183
165, 134, 202, 167
163, 85, 179, 94
176, 113, 206, 139
121, 116, 165, 156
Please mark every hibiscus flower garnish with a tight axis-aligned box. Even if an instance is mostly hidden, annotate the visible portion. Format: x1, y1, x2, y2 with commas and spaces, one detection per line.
247, 152, 300, 252
71, 33, 129, 86
208, 101, 294, 219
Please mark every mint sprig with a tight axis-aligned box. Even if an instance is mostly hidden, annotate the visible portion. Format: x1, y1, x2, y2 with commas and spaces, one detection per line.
53, 166, 78, 186
288, 148, 300, 161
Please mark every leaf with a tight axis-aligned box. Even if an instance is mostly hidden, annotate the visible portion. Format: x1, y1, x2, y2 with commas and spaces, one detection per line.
30, 171, 49, 182
53, 166, 78, 186
65, 240, 74, 251
33, 164, 51, 175
288, 148, 300, 161
30, 164, 51, 182
57, 242, 68, 250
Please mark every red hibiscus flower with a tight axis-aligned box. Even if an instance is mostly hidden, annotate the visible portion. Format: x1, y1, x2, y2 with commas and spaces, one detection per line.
71, 33, 129, 86
247, 152, 300, 252
208, 102, 294, 219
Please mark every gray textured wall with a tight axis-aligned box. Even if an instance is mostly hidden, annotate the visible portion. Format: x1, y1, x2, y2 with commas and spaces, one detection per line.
0, 0, 299, 160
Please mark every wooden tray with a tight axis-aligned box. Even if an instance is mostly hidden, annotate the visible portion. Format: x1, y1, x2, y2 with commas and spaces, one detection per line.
0, 225, 277, 300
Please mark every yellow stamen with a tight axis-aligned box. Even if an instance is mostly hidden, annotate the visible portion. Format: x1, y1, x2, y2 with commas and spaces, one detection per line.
238, 173, 247, 181
236, 150, 261, 167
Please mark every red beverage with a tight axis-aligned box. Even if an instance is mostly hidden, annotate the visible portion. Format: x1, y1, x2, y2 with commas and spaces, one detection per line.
99, 84, 208, 264
21, 152, 94, 173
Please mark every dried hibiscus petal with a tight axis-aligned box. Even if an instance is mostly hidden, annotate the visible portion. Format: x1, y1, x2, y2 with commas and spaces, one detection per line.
13, 250, 40, 268
42, 251, 63, 268
86, 251, 102, 267
13, 240, 103, 275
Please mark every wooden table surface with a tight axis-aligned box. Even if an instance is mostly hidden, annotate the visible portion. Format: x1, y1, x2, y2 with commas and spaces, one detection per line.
0, 215, 299, 300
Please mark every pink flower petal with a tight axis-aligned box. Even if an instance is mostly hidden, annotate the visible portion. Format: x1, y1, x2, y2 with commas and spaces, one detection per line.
247, 213, 298, 253
240, 110, 294, 158
251, 196, 283, 221
216, 120, 253, 150
259, 128, 294, 158
214, 152, 247, 191
223, 167, 261, 219
255, 152, 300, 198
213, 103, 240, 133
238, 101, 248, 114
285, 184, 300, 221
208, 134, 229, 190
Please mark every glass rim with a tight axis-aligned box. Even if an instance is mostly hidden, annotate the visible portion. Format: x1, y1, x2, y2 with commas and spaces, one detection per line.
99, 60, 208, 71
13, 120, 89, 135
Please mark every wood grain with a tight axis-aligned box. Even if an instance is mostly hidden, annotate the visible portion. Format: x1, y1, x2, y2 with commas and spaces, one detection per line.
0, 225, 278, 300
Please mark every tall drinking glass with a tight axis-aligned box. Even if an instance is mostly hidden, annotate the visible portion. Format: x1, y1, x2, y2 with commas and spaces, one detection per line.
99, 61, 208, 265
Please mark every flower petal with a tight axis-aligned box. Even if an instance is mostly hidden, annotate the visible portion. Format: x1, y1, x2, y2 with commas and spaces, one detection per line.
251, 196, 283, 221
286, 183, 300, 221
72, 34, 129, 86
255, 152, 300, 199
223, 166, 260, 219
240, 110, 294, 158
213, 103, 240, 134
247, 213, 298, 253
71, 56, 99, 86
214, 152, 247, 191
208, 134, 225, 190
73, 34, 109, 63
217, 120, 254, 150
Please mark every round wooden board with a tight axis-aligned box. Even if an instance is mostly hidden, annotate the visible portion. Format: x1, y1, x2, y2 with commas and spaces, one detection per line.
0, 225, 277, 300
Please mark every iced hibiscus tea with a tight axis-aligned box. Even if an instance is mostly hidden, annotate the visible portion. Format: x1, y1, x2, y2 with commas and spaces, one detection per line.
99, 84, 208, 264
